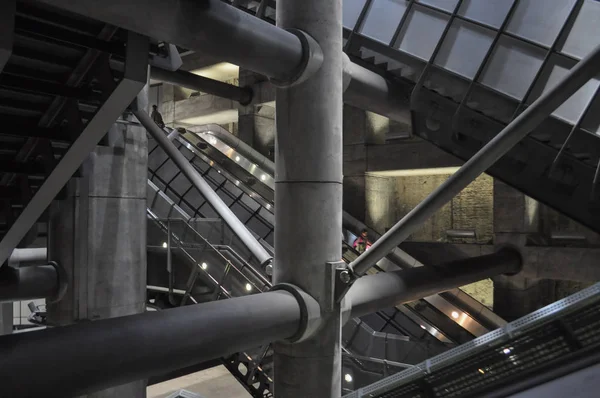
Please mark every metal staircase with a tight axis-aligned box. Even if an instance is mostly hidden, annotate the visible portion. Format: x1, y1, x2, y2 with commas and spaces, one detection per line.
230, 0, 600, 234
0, 1, 154, 264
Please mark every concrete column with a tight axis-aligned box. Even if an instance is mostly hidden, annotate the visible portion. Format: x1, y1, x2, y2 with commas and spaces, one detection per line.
0, 303, 11, 335
238, 105, 276, 159
274, 0, 343, 397
47, 92, 149, 397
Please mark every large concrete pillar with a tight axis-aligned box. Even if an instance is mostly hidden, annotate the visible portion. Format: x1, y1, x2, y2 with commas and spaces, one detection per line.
47, 92, 149, 397
273, 0, 343, 397
0, 303, 10, 335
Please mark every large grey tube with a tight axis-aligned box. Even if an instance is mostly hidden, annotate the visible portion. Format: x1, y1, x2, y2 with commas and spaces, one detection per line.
133, 108, 272, 266
0, 264, 62, 302
7, 247, 47, 267
36, 0, 303, 82
347, 248, 522, 318
350, 43, 600, 276
0, 290, 301, 397
194, 124, 275, 176
150, 67, 253, 105
37, 0, 412, 124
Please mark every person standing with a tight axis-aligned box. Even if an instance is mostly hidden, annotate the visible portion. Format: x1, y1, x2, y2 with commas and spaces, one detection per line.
151, 104, 165, 129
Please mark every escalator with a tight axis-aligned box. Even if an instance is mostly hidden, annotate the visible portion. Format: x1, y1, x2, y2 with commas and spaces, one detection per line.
231, 0, 600, 234
145, 124, 511, 393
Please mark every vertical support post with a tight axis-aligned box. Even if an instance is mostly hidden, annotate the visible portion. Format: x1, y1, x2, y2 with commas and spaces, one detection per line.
274, 0, 344, 397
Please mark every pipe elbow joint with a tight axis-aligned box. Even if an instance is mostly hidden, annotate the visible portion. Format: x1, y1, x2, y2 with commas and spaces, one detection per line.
270, 283, 321, 343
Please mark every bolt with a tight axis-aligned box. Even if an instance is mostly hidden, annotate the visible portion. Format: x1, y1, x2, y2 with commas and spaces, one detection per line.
264, 263, 273, 276
339, 270, 351, 284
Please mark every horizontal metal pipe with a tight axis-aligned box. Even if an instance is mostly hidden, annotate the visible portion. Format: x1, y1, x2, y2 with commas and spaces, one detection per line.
133, 108, 273, 266
350, 42, 600, 276
150, 67, 253, 105
36, 0, 303, 82
0, 290, 301, 397
7, 247, 47, 267
0, 264, 60, 302
347, 248, 521, 318
38, 0, 414, 125
343, 58, 412, 125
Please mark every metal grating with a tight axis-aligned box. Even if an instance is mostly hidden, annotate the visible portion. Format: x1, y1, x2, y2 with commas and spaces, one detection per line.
347, 282, 600, 397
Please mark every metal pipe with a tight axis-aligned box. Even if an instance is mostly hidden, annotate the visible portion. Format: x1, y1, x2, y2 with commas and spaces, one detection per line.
191, 124, 275, 176
0, 263, 63, 302
0, 290, 301, 397
343, 58, 412, 126
350, 42, 600, 276
38, 0, 413, 124
133, 108, 273, 267
150, 66, 253, 105
36, 0, 303, 82
7, 247, 47, 267
347, 248, 521, 318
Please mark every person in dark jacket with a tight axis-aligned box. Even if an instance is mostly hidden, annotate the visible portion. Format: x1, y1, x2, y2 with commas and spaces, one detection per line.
151, 104, 165, 129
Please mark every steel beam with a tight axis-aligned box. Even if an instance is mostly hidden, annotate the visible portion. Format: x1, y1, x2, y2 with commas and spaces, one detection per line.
347, 248, 522, 318
150, 67, 253, 105
0, 263, 64, 303
0, 32, 148, 267
133, 108, 273, 267
0, 290, 302, 397
350, 42, 600, 276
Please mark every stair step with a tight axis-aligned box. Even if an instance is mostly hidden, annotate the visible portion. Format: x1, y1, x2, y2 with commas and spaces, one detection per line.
363, 56, 376, 64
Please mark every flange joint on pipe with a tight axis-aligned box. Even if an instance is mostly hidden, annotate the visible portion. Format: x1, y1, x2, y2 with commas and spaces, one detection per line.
270, 29, 323, 88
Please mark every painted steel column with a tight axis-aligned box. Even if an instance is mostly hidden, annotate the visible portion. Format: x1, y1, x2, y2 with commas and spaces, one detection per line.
47, 88, 150, 398
274, 1, 343, 397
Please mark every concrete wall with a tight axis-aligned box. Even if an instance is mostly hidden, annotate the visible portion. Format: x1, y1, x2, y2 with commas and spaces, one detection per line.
365, 171, 494, 244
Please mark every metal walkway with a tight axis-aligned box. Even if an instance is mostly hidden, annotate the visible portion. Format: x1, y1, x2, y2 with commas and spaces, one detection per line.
343, 280, 600, 398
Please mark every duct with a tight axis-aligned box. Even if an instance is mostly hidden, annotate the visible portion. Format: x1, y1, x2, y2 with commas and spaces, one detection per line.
190, 124, 275, 176
150, 67, 253, 105
0, 290, 302, 397
347, 248, 522, 319
37, 0, 413, 125
6, 247, 47, 267
0, 262, 66, 303
133, 108, 273, 267
350, 42, 600, 276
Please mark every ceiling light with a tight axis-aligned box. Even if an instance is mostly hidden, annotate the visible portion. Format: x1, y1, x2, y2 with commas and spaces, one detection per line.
261, 174, 267, 181
235, 156, 240, 162
451, 311, 459, 319
503, 348, 511, 355
478, 368, 485, 374
344, 374, 353, 383
201, 263, 208, 270
162, 242, 168, 248
245, 283, 253, 292
420, 325, 426, 330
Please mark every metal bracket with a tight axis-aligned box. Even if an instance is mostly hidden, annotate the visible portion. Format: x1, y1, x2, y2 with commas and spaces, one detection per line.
333, 261, 356, 303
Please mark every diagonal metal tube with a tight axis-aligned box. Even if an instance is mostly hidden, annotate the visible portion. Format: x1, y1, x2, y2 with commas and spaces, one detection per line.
350, 42, 600, 276
133, 108, 273, 266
